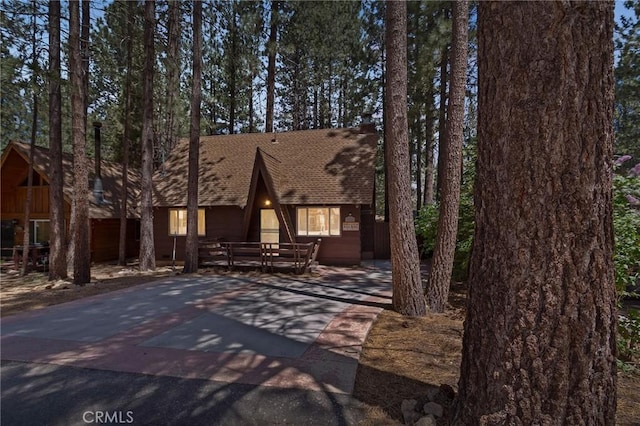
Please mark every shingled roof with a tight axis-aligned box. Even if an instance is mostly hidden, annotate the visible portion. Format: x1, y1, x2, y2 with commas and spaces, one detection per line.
153, 127, 378, 208
1, 141, 141, 219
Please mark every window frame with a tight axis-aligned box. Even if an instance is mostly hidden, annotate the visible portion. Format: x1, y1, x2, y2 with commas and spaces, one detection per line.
296, 206, 341, 237
168, 208, 206, 236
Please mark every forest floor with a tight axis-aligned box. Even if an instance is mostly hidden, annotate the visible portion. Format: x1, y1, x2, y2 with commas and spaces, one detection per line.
1, 264, 638, 425
353, 281, 640, 425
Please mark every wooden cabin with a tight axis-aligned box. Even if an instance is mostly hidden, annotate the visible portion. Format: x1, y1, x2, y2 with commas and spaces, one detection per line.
152, 126, 378, 265
0, 141, 140, 262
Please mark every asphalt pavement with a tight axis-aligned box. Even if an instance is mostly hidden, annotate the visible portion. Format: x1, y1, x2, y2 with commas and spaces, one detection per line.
1, 262, 392, 425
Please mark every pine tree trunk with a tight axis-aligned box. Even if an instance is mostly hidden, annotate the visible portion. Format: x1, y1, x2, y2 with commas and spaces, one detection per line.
139, 0, 156, 271
385, 0, 426, 317
415, 119, 423, 212
81, 0, 89, 128
426, 0, 468, 313
423, 94, 435, 206
70, 0, 91, 285
228, 7, 237, 134
455, 2, 617, 423
118, 0, 134, 267
48, 0, 67, 280
166, 0, 180, 152
436, 43, 448, 198
265, 0, 278, 133
183, 0, 202, 274
21, 0, 38, 277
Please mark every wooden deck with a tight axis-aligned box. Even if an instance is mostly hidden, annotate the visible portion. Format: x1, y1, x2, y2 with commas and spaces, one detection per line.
198, 239, 321, 274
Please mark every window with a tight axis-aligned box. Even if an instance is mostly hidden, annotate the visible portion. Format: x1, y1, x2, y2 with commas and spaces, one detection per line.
30, 220, 50, 244
297, 207, 340, 236
169, 209, 205, 236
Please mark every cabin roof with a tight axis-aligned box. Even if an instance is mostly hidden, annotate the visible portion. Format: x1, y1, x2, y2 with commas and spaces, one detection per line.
153, 127, 378, 208
1, 141, 141, 219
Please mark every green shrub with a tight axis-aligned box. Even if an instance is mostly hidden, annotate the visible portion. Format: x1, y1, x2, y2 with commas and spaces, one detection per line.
415, 191, 475, 281
613, 156, 640, 368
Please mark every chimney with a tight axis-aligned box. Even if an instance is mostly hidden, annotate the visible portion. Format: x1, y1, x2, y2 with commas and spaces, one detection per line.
359, 112, 376, 134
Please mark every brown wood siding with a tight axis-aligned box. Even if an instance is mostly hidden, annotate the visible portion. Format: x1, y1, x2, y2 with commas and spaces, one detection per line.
2, 187, 50, 217
154, 206, 245, 261
91, 219, 120, 262
374, 221, 391, 259
91, 218, 138, 262
360, 205, 375, 259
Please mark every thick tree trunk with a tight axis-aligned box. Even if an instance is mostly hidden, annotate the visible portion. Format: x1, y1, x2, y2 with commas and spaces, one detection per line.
118, 0, 134, 267
139, 0, 156, 271
455, 2, 617, 423
426, 0, 468, 313
48, 0, 67, 280
183, 0, 202, 274
385, 0, 426, 317
70, 0, 91, 285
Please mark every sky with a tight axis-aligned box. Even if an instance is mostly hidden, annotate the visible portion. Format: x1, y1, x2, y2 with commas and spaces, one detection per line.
615, 0, 635, 23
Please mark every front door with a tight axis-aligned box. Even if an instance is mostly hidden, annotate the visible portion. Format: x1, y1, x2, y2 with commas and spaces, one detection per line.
260, 209, 280, 246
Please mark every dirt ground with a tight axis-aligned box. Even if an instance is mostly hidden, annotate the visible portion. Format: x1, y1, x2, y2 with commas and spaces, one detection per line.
1, 264, 638, 424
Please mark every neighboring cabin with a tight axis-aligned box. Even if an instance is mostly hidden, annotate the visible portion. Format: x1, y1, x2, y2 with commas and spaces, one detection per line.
153, 126, 379, 265
0, 125, 381, 266
0, 141, 140, 262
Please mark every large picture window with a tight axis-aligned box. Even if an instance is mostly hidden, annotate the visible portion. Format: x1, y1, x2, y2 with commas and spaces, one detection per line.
297, 207, 340, 236
169, 209, 205, 236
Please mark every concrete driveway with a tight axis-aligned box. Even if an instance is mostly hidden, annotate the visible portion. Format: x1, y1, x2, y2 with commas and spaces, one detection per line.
1, 262, 392, 425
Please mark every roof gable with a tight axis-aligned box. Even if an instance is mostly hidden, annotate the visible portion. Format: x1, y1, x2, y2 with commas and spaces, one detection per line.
1, 141, 141, 219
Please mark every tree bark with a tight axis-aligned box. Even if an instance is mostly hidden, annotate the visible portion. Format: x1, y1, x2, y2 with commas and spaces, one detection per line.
228, 5, 237, 134
165, 0, 180, 152
265, 0, 278, 133
48, 0, 67, 280
21, 0, 39, 277
118, 0, 134, 267
81, 0, 89, 128
426, 0, 468, 313
455, 2, 617, 423
423, 93, 435, 206
70, 0, 91, 285
415, 118, 423, 212
139, 0, 156, 271
436, 42, 449, 199
183, 0, 202, 274
385, 0, 426, 317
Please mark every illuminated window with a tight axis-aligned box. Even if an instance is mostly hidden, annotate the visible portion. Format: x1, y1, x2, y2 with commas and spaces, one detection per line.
296, 207, 340, 236
169, 209, 205, 236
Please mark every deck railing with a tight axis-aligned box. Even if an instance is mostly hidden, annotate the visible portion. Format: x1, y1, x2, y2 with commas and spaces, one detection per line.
198, 239, 321, 274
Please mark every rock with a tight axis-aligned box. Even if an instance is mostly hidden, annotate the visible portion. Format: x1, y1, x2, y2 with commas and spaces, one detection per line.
401, 399, 419, 425
414, 415, 437, 426
423, 401, 443, 418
